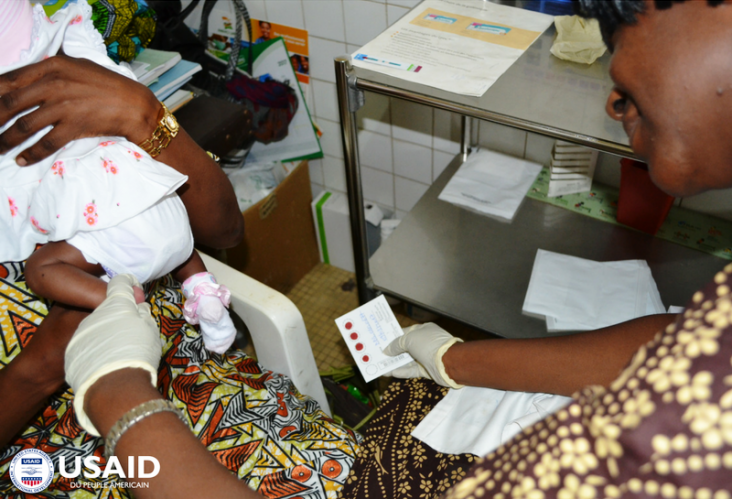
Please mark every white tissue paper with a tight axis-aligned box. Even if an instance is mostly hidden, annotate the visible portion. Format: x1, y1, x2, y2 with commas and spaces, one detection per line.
523, 249, 666, 332
438, 149, 542, 222
411, 386, 572, 456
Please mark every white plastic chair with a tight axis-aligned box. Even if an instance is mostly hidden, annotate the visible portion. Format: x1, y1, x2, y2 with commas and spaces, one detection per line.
199, 252, 330, 416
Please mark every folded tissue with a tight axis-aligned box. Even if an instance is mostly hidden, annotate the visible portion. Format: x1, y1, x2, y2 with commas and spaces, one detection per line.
550, 16, 607, 65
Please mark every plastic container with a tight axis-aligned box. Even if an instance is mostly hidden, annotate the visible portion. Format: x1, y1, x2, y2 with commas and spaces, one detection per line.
616, 159, 675, 235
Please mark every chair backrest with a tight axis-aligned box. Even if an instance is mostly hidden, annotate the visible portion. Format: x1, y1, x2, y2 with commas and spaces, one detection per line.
199, 252, 330, 416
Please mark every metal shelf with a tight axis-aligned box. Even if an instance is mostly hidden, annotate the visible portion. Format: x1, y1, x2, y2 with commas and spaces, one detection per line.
368, 155, 723, 338
334, 6, 724, 337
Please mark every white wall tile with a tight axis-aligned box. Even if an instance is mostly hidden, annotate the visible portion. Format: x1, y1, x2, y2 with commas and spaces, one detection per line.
358, 91, 391, 135
396, 209, 409, 219
347, 44, 361, 54
524, 133, 555, 166
243, 1, 267, 23
433, 150, 455, 181
433, 109, 461, 154
358, 130, 393, 172
594, 152, 622, 189
395, 176, 429, 211
362, 166, 395, 208
477, 120, 527, 158
387, 5, 409, 25
681, 188, 732, 222
308, 38, 347, 83
303, 1, 346, 42
387, 0, 420, 7
311, 182, 325, 198
264, 1, 305, 29
323, 155, 347, 191
344, 1, 387, 46
308, 158, 324, 184
318, 118, 344, 158
394, 140, 432, 184
312, 79, 339, 122
391, 98, 433, 147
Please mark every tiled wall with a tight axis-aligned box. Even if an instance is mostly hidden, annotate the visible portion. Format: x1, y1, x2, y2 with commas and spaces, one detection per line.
211, 0, 732, 222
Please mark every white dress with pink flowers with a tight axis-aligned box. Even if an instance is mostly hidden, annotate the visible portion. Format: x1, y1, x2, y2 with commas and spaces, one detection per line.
0, 1, 194, 283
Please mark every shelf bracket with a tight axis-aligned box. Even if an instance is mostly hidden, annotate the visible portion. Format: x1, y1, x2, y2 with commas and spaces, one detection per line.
347, 73, 365, 113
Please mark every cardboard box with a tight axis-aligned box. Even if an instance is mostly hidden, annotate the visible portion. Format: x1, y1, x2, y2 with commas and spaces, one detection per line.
224, 162, 320, 293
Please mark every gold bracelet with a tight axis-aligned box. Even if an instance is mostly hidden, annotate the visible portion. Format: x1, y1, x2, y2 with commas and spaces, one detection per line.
138, 103, 180, 158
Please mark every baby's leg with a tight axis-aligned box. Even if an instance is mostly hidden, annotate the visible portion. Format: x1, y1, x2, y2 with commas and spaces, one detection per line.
26, 241, 108, 309
174, 252, 237, 354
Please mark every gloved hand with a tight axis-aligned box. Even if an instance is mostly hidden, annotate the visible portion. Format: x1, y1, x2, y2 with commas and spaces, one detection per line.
383, 323, 464, 389
181, 272, 237, 354
65, 274, 161, 436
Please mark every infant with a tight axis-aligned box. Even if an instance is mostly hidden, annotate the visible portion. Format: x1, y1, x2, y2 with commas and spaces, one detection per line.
0, 0, 236, 354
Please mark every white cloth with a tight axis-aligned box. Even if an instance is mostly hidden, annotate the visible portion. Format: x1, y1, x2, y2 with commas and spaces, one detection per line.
68, 194, 193, 283
0, 1, 190, 283
412, 386, 571, 456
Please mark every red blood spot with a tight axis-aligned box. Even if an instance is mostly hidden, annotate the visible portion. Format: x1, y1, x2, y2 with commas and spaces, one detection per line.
355, 343, 364, 351
362, 355, 370, 362
345, 321, 353, 330
350, 332, 358, 340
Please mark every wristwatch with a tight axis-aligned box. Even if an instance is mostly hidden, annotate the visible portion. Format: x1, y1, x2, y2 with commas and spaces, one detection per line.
138, 103, 180, 158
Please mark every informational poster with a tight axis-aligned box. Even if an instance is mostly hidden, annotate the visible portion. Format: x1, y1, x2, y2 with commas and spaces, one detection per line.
251, 19, 310, 86
352, 0, 553, 96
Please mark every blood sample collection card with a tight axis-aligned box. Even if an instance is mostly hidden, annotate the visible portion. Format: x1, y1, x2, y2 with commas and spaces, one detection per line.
335, 295, 414, 382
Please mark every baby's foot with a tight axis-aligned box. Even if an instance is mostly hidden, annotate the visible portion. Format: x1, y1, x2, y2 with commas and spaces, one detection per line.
133, 286, 145, 304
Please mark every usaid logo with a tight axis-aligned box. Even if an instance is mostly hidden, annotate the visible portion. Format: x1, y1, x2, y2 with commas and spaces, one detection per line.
9, 449, 54, 493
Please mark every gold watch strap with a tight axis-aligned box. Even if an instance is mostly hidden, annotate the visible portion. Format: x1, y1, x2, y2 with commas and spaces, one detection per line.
139, 103, 179, 158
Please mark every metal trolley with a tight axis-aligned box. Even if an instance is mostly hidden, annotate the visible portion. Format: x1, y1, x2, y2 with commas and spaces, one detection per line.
334, 21, 723, 339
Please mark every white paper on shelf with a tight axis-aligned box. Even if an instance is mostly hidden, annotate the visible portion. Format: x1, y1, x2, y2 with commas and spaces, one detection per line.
437, 149, 542, 221
524, 250, 665, 333
351, 0, 553, 96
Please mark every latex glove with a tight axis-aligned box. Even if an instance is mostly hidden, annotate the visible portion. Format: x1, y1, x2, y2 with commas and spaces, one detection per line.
383, 323, 464, 389
65, 274, 161, 436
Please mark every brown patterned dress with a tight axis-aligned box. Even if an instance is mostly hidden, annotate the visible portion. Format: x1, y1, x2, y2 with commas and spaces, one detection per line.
441, 265, 732, 498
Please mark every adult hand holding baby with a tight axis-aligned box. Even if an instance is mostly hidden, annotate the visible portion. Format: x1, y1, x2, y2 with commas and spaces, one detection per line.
65, 274, 162, 436
0, 54, 159, 166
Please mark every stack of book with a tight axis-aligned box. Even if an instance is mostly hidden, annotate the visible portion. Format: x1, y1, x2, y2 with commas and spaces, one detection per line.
131, 49, 202, 112
546, 141, 598, 197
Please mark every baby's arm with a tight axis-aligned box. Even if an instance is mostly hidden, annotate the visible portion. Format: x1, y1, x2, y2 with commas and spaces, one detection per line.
25, 241, 109, 309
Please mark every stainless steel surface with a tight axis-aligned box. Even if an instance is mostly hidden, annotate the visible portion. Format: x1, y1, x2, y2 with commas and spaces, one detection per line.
353, 24, 635, 158
335, 58, 373, 304
370, 155, 726, 339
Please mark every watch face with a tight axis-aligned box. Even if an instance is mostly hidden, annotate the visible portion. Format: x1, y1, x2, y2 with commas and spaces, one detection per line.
164, 115, 180, 133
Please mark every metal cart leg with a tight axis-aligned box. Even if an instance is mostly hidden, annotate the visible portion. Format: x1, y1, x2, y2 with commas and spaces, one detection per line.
335, 57, 373, 305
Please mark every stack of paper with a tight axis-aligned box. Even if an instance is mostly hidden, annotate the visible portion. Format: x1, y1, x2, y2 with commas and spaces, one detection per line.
523, 249, 666, 332
148, 60, 202, 100
163, 89, 195, 113
547, 141, 598, 198
131, 49, 181, 86
438, 149, 542, 222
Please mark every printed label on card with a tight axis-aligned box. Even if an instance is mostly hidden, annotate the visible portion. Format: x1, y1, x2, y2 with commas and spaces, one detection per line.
335, 295, 414, 382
